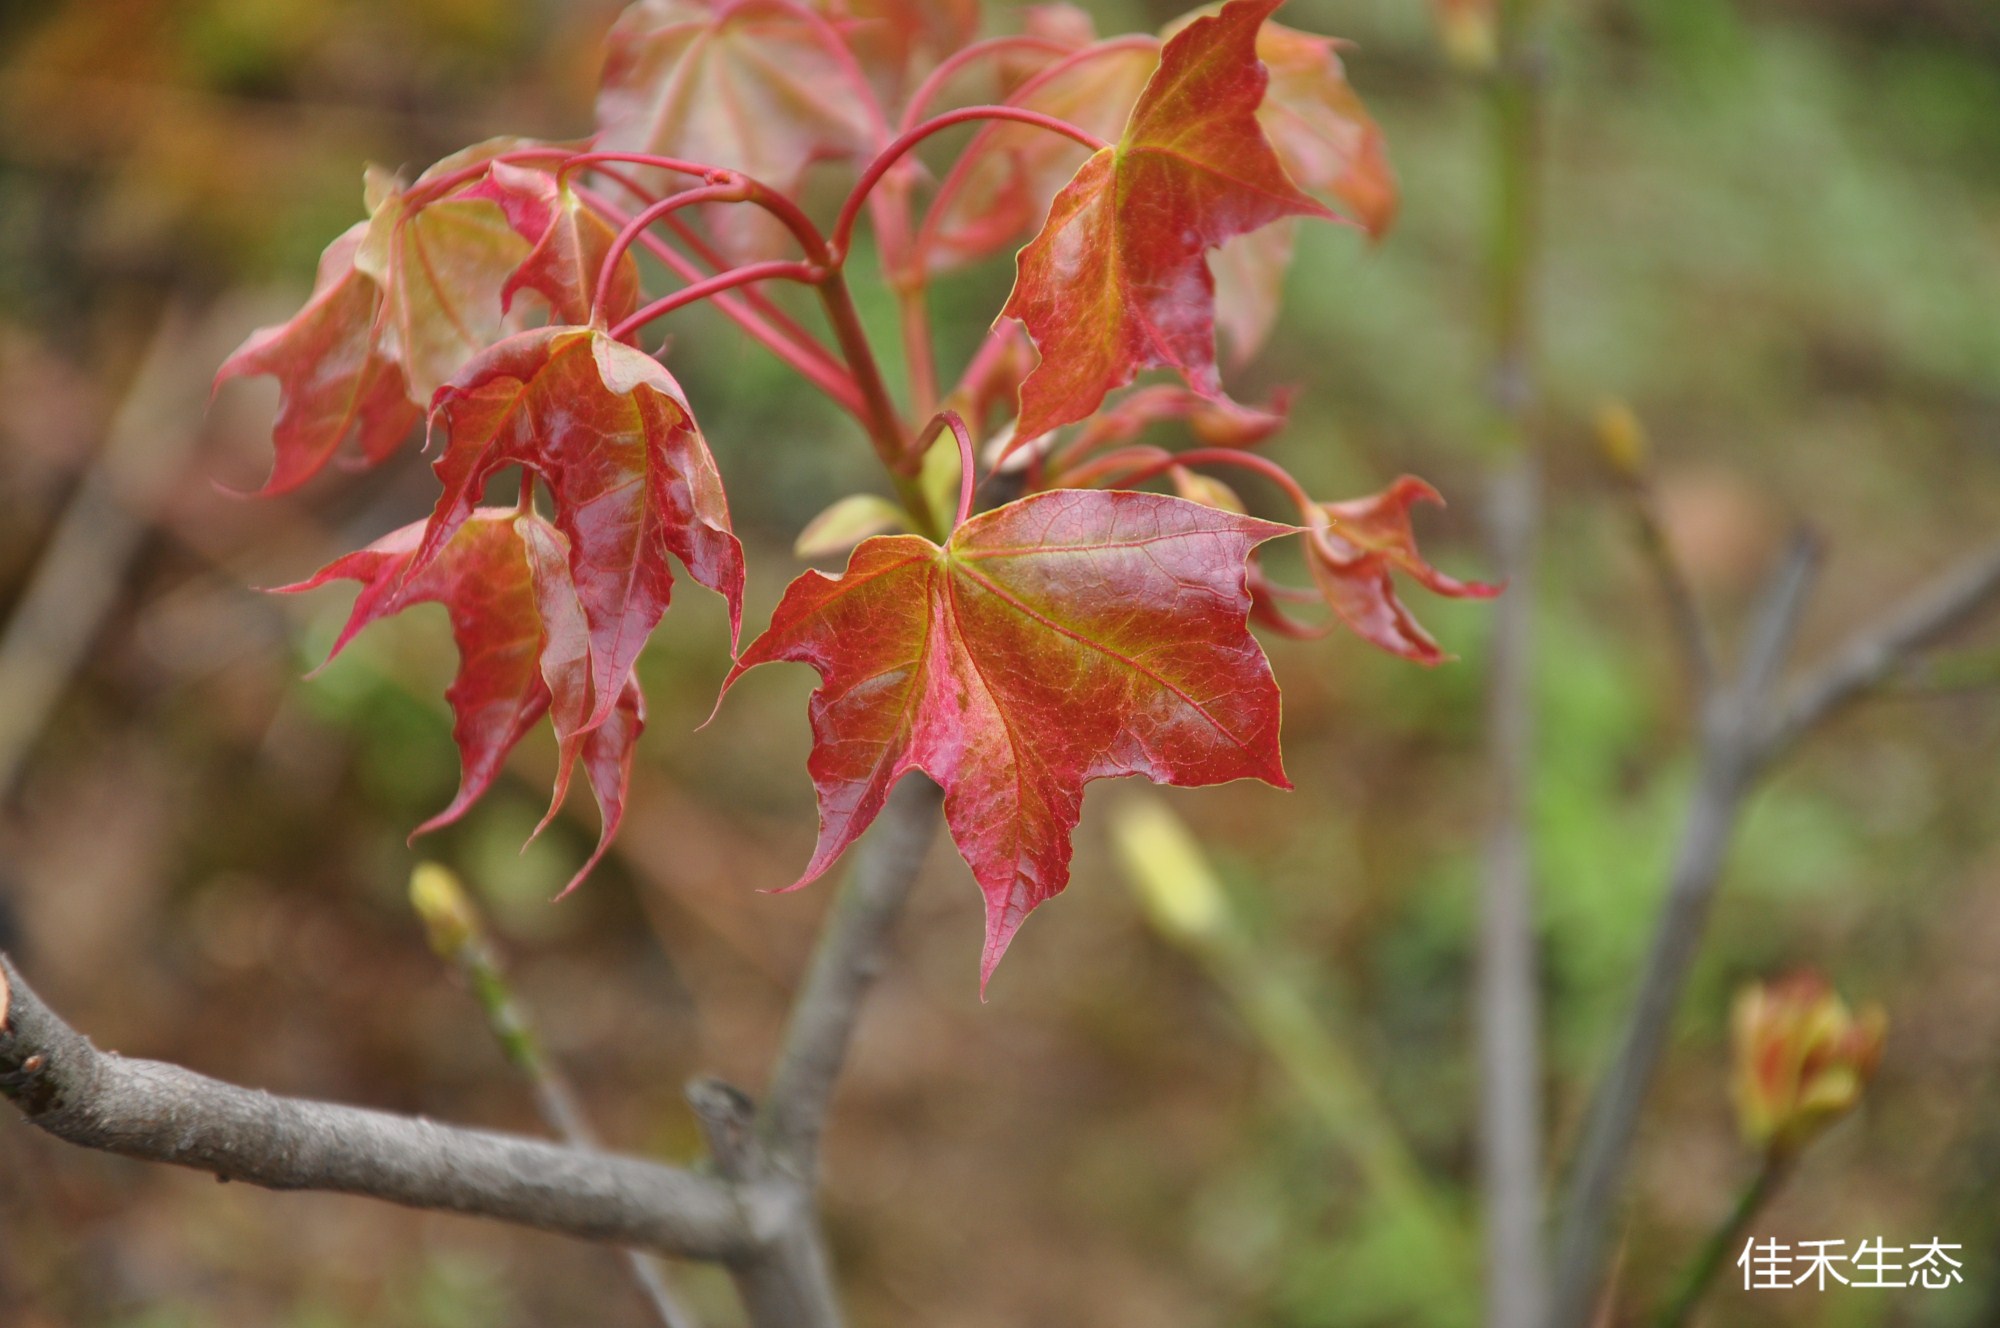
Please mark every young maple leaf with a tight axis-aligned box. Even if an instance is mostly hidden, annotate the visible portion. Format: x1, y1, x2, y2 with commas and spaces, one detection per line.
1000, 0, 1334, 443
1309, 477, 1500, 665
463, 161, 642, 326
723, 489, 1294, 985
356, 165, 533, 401
596, 0, 879, 260
213, 221, 420, 496
283, 509, 645, 894
421, 326, 745, 729
1202, 16, 1398, 360
218, 145, 541, 494
1254, 23, 1396, 237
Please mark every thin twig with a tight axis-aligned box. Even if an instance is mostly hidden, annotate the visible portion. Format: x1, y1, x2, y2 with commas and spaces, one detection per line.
411, 866, 700, 1328
0, 956, 754, 1261
1757, 539, 2000, 762
1549, 536, 1820, 1328
1552, 530, 2000, 1324
1626, 491, 1718, 698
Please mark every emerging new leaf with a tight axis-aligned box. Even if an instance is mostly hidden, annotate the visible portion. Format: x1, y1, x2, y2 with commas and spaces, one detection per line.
283, 509, 643, 894
1732, 972, 1886, 1156
725, 489, 1294, 984
422, 326, 745, 727
1001, 0, 1334, 442
1308, 477, 1500, 665
214, 221, 420, 496
356, 165, 532, 401
218, 147, 545, 493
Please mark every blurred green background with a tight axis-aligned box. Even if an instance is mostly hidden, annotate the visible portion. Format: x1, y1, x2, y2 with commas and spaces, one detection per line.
0, 0, 1996, 1325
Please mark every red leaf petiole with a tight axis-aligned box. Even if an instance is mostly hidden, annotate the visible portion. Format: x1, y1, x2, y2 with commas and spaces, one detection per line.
897, 36, 1079, 135
572, 186, 865, 417
833, 106, 1110, 260
610, 261, 825, 342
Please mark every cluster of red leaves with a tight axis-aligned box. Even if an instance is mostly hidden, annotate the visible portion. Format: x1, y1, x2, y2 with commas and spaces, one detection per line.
218, 0, 1496, 979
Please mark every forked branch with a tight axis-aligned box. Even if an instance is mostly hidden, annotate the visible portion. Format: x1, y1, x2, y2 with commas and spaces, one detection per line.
1550, 531, 2000, 1328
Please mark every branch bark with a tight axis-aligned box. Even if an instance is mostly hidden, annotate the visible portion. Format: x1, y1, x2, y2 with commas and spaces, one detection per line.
1476, 6, 1551, 1325
1758, 538, 2000, 761
760, 774, 942, 1177
1551, 531, 2000, 1325
0, 954, 754, 1262
0, 763, 946, 1328
692, 773, 943, 1328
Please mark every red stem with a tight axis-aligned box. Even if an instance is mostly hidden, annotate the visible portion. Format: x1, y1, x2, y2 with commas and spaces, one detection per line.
657, 214, 831, 351
833, 106, 1109, 259
554, 151, 734, 189
574, 187, 865, 417
913, 36, 1158, 263
898, 35, 1077, 133
611, 261, 824, 343
593, 184, 746, 324
1062, 446, 1318, 520
942, 410, 976, 531
587, 169, 845, 367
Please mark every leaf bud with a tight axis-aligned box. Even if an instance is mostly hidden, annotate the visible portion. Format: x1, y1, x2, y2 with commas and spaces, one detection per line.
1731, 972, 1886, 1156
1111, 797, 1228, 943
1593, 398, 1651, 480
409, 863, 482, 959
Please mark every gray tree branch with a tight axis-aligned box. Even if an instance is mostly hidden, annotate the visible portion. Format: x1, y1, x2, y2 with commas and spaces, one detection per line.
760, 774, 942, 1178
1758, 538, 2000, 762
0, 955, 755, 1263
1548, 536, 1817, 1328
0, 763, 948, 1328
1476, 5, 1554, 1321
683, 773, 944, 1328
1552, 530, 2000, 1326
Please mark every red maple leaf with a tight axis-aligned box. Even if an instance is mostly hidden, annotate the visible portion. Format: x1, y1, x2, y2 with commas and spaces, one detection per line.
1000, 0, 1333, 443
1309, 477, 1501, 664
283, 508, 644, 894
216, 146, 542, 494
213, 221, 420, 496
420, 326, 745, 728
724, 489, 1294, 984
